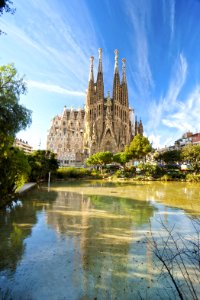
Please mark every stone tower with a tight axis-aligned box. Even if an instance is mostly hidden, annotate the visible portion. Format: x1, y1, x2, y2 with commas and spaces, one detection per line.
84, 49, 133, 155
47, 48, 144, 166
135, 117, 144, 136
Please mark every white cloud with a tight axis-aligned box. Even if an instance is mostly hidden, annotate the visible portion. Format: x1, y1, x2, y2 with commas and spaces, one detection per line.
147, 84, 200, 148
165, 53, 187, 107
125, 0, 154, 95
169, 0, 175, 40
1, 0, 100, 91
148, 53, 188, 131
148, 134, 162, 149
146, 53, 192, 148
27, 80, 85, 97
162, 85, 200, 133
148, 133, 176, 149
0, 20, 47, 55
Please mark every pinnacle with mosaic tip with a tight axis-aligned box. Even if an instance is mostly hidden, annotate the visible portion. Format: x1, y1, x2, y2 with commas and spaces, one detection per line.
89, 56, 94, 81
98, 48, 103, 73
122, 58, 127, 83
114, 49, 119, 73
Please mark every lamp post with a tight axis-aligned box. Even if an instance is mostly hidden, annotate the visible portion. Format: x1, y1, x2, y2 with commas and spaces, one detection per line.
48, 171, 51, 191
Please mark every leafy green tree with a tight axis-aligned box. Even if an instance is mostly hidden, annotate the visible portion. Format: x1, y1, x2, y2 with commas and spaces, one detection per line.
155, 150, 181, 164
86, 151, 113, 172
138, 162, 164, 177
0, 1, 15, 34
113, 152, 129, 169
0, 64, 32, 206
28, 150, 58, 182
0, 147, 31, 207
0, 0, 15, 15
0, 64, 31, 150
181, 144, 200, 173
126, 134, 152, 160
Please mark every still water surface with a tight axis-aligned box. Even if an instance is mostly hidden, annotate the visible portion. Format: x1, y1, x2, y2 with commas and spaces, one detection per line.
0, 181, 199, 299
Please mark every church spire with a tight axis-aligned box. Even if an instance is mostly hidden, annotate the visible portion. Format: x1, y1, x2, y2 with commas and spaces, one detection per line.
89, 56, 94, 82
113, 49, 120, 102
139, 119, 144, 136
98, 48, 103, 73
87, 56, 95, 106
114, 49, 119, 74
96, 48, 104, 101
122, 58, 127, 84
121, 57, 128, 106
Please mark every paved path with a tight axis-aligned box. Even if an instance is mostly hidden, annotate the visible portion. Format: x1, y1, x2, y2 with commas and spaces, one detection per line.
17, 182, 36, 194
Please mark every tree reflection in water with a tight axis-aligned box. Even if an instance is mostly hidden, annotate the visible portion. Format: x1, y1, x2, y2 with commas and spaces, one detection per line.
0, 182, 199, 299
0, 189, 58, 272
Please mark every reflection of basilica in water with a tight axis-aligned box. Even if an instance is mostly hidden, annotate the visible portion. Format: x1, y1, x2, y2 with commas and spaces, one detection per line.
45, 190, 156, 298
1, 182, 199, 299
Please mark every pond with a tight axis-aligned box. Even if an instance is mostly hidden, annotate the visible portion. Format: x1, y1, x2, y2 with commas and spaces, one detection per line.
0, 181, 199, 299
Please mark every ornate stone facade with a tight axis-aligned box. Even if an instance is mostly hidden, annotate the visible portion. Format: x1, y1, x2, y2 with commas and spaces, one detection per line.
84, 48, 143, 155
47, 49, 143, 164
47, 107, 85, 165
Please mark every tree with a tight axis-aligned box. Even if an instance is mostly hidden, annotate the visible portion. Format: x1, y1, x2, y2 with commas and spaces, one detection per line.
181, 144, 200, 173
155, 149, 181, 165
0, 147, 31, 207
0, 0, 15, 15
138, 162, 163, 177
0, 1, 15, 35
113, 152, 129, 169
86, 151, 113, 172
0, 64, 32, 149
0, 64, 31, 206
126, 134, 152, 160
28, 150, 58, 182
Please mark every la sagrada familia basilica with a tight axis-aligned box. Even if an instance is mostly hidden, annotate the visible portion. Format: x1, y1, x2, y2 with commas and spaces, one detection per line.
47, 49, 143, 165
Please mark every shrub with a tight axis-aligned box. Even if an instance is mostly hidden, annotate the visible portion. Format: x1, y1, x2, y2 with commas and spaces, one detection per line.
185, 174, 200, 182
90, 170, 102, 179
138, 163, 164, 177
166, 170, 186, 180
160, 174, 172, 181
57, 167, 91, 179
115, 170, 124, 178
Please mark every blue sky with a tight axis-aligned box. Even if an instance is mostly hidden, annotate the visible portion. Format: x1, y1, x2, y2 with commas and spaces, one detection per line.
0, 0, 200, 149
